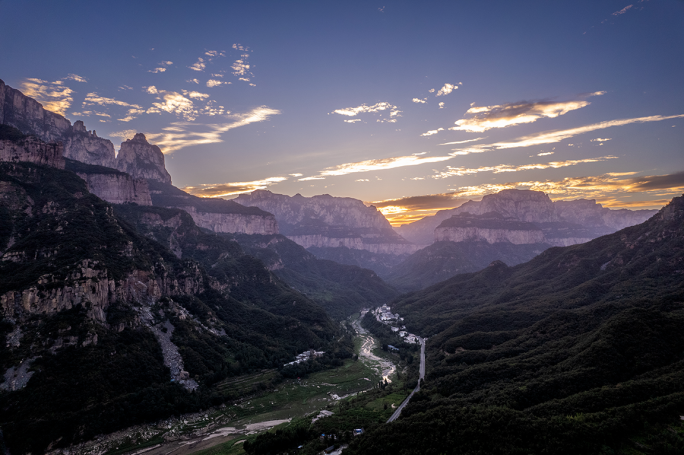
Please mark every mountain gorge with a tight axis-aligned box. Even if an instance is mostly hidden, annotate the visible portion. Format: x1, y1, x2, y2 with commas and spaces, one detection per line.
347, 194, 684, 454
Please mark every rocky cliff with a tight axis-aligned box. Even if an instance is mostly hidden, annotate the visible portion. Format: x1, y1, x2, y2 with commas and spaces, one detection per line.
434, 213, 546, 244
66, 159, 152, 206
1, 79, 115, 167
149, 180, 278, 235
234, 190, 416, 254
0, 127, 65, 169
116, 133, 172, 184
397, 189, 658, 246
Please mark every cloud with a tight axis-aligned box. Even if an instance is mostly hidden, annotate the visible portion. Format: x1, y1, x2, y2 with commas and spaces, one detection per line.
344, 119, 362, 123
451, 93, 604, 132
591, 137, 612, 142
439, 102, 445, 109
20, 78, 74, 116
436, 83, 457, 97
369, 192, 471, 225
438, 137, 486, 146
421, 128, 444, 136
331, 102, 402, 123
144, 106, 281, 153
108, 129, 138, 139
428, 89, 435, 93
537, 151, 554, 156
450, 113, 684, 155
82, 92, 145, 122
628, 170, 684, 191
231, 59, 250, 77
306, 154, 452, 178
180, 90, 210, 100
187, 79, 199, 84
182, 176, 287, 198
432, 156, 617, 179
189, 58, 206, 72
413, 98, 427, 104
289, 173, 303, 177
148, 67, 167, 73
64, 74, 88, 83
298, 176, 326, 181
613, 5, 633, 15
207, 79, 229, 87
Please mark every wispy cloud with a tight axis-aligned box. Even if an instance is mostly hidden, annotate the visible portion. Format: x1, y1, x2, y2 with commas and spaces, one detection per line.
421, 128, 444, 136
145, 106, 280, 153
182, 176, 287, 198
81, 92, 145, 122
299, 154, 452, 180
450, 113, 684, 156
148, 67, 167, 73
613, 5, 633, 15
331, 102, 402, 122
344, 119, 361, 123
64, 73, 88, 83
20, 78, 75, 116
432, 156, 617, 179
108, 129, 138, 140
370, 192, 470, 225
412, 98, 427, 104
438, 137, 486, 146
451, 92, 605, 133
189, 58, 206, 72
591, 137, 612, 142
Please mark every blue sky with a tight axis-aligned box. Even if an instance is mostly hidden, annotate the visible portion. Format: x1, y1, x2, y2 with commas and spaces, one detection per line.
1, 0, 683, 224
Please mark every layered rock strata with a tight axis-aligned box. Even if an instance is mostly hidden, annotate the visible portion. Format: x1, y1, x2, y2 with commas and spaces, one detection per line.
116, 133, 172, 184
434, 213, 545, 245
234, 190, 417, 254
0, 136, 65, 169
149, 180, 278, 235
66, 159, 152, 206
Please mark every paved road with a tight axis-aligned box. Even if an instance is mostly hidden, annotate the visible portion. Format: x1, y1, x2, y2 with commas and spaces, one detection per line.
387, 336, 426, 423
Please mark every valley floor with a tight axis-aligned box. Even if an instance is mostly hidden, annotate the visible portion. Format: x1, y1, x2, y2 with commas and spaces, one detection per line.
53, 315, 395, 455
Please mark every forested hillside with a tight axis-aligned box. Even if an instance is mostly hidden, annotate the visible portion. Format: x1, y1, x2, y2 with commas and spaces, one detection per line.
347, 195, 684, 454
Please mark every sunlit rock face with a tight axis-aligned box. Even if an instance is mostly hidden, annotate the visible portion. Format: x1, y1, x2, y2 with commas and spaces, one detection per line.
63, 120, 116, 167
397, 189, 658, 247
0, 79, 71, 142
234, 190, 417, 254
434, 213, 546, 245
148, 181, 279, 235
0, 136, 65, 169
115, 133, 172, 184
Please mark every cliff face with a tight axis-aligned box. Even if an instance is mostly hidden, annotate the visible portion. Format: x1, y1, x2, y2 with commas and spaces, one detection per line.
397, 189, 658, 247
0, 79, 71, 142
0, 135, 65, 169
76, 172, 152, 206
434, 213, 546, 245
149, 180, 278, 235
64, 120, 116, 167
1, 80, 115, 167
234, 190, 415, 254
116, 133, 172, 184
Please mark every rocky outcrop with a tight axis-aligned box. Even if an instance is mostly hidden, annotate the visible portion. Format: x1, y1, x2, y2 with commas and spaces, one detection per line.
0, 136, 65, 169
234, 190, 415, 254
179, 205, 278, 235
1, 80, 116, 167
64, 120, 116, 167
0, 260, 204, 323
149, 181, 279, 235
397, 189, 659, 247
434, 213, 545, 245
0, 79, 71, 142
66, 159, 152, 206
116, 133, 172, 184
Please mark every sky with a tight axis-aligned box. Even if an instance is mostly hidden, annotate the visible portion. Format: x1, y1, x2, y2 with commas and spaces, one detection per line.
1, 0, 683, 225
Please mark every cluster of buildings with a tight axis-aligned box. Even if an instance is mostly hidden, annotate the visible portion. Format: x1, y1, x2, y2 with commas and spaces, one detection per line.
372, 305, 420, 344
284, 349, 325, 367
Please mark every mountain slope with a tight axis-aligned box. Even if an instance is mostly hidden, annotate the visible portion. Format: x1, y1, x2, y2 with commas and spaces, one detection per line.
347, 195, 684, 455
231, 233, 398, 319
0, 161, 342, 453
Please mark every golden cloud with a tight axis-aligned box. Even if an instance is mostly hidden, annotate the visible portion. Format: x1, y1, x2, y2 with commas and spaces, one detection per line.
451, 96, 599, 132
315, 154, 452, 178
182, 176, 287, 198
20, 78, 74, 116
436, 83, 457, 97
450, 113, 684, 155
421, 128, 444, 136
432, 156, 616, 179
144, 106, 281, 153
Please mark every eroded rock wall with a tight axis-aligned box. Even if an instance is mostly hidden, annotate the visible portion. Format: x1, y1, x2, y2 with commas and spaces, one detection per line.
179, 205, 278, 235
76, 172, 152, 206
0, 137, 65, 169
116, 133, 172, 184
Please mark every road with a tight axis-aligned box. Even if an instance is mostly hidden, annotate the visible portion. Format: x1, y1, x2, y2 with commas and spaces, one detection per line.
387, 336, 426, 423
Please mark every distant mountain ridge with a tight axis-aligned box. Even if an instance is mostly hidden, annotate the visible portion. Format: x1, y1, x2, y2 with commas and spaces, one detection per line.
396, 189, 657, 246
235, 190, 420, 255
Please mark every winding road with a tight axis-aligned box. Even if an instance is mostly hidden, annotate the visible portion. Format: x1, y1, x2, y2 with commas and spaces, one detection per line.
387, 336, 426, 423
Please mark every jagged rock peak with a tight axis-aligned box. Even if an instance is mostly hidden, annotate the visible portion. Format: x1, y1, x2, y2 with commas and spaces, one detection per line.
116, 133, 172, 184
73, 120, 87, 133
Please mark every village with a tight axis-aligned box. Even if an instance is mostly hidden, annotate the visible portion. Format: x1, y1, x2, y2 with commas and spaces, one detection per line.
372, 305, 420, 345
284, 349, 326, 367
